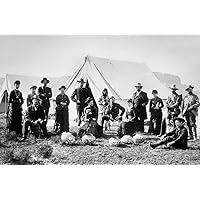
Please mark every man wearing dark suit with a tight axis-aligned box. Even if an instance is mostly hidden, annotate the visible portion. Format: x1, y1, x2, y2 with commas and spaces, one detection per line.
71, 78, 91, 126
38, 77, 52, 119
23, 97, 46, 140
132, 83, 149, 132
150, 117, 188, 150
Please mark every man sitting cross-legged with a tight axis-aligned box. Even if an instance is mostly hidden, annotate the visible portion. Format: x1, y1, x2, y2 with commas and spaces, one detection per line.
22, 97, 47, 141
150, 117, 188, 150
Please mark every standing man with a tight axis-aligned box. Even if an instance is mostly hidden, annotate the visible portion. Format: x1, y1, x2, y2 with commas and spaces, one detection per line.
38, 78, 52, 118
27, 85, 38, 107
182, 85, 200, 141
71, 78, 91, 126
166, 84, 182, 122
55, 85, 70, 133
7, 80, 24, 137
148, 90, 164, 135
132, 83, 149, 132
38, 77, 52, 137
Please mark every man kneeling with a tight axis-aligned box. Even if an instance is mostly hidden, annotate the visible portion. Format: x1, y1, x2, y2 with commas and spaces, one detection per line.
150, 117, 188, 150
22, 97, 46, 140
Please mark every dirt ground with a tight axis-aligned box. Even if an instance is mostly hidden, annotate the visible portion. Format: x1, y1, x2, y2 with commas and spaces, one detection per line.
0, 117, 200, 165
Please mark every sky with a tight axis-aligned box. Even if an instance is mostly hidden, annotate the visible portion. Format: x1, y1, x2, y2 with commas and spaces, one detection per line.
0, 35, 200, 88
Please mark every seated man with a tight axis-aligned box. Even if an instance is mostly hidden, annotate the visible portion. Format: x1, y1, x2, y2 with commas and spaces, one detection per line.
117, 99, 140, 138
150, 117, 188, 150
22, 97, 47, 140
102, 96, 125, 130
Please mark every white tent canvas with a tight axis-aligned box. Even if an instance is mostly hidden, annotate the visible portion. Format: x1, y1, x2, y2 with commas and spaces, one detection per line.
64, 56, 170, 120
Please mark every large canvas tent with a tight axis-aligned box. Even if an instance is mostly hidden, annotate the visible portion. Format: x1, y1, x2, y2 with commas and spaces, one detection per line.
0, 74, 71, 114
64, 56, 170, 120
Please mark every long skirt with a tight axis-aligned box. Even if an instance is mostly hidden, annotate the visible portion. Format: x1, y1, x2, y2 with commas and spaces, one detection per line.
7, 105, 22, 136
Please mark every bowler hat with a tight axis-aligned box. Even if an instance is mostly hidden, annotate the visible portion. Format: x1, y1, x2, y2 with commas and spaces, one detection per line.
77, 78, 85, 83
169, 84, 178, 90
14, 80, 20, 85
59, 85, 66, 90
185, 85, 194, 91
41, 77, 50, 84
173, 117, 185, 123
30, 85, 37, 90
134, 83, 143, 88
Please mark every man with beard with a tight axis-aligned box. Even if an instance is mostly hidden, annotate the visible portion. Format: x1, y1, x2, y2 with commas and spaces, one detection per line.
132, 83, 148, 132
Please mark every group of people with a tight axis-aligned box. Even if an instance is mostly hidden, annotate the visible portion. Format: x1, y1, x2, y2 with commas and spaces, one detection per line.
6, 76, 200, 149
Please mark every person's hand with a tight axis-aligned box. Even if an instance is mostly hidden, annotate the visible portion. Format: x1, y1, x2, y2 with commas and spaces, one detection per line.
167, 142, 174, 147
142, 103, 146, 107
77, 100, 80, 104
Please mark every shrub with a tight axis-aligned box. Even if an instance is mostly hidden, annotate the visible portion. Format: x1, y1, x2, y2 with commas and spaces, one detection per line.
5, 131, 18, 141
2, 147, 31, 164
37, 144, 53, 159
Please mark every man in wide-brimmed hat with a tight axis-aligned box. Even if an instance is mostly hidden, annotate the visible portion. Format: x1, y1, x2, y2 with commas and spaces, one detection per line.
7, 80, 24, 137
55, 85, 70, 133
38, 77, 52, 137
132, 82, 149, 132
182, 85, 200, 141
27, 85, 38, 107
166, 84, 182, 121
150, 117, 188, 149
71, 78, 91, 126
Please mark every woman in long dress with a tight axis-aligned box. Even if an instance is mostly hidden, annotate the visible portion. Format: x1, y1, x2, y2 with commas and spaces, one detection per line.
7, 80, 24, 137
55, 85, 70, 133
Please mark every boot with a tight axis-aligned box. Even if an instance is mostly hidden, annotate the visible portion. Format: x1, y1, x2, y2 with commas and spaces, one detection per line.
150, 140, 164, 149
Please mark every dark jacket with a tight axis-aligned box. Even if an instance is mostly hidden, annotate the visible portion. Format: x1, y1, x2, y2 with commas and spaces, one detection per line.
71, 87, 91, 106
132, 91, 148, 120
56, 93, 70, 111
9, 89, 24, 109
25, 105, 45, 122
108, 103, 125, 119
38, 86, 52, 109
165, 126, 188, 149
149, 97, 164, 117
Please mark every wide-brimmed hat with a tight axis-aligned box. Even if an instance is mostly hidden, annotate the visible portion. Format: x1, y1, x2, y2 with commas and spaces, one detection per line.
169, 84, 178, 90
59, 85, 66, 90
173, 117, 185, 123
30, 85, 37, 90
41, 77, 50, 84
77, 78, 85, 83
185, 85, 194, 91
134, 83, 143, 88
14, 80, 20, 85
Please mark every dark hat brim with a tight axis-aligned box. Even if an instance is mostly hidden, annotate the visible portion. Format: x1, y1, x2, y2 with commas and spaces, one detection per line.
41, 78, 50, 83
59, 86, 66, 90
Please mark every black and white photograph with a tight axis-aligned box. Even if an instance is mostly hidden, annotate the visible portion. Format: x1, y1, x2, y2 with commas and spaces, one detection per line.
0, 35, 200, 165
